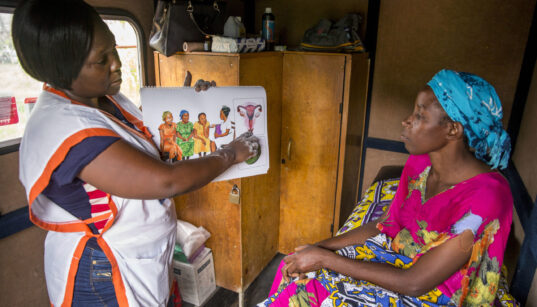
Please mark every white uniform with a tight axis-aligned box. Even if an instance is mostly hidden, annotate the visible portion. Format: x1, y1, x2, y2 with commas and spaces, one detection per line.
19, 86, 177, 307
214, 117, 234, 149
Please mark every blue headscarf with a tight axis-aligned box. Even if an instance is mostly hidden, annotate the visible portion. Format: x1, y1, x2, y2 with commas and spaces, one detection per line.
179, 110, 189, 119
427, 69, 511, 169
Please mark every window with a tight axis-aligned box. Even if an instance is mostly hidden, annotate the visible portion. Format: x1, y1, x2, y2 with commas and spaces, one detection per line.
103, 18, 142, 107
0, 11, 143, 147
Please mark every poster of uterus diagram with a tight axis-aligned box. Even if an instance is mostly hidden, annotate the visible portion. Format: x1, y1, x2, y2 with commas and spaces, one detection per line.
141, 86, 269, 181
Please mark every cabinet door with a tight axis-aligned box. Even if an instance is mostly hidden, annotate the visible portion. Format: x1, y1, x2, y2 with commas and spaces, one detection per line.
155, 53, 243, 291
279, 53, 346, 253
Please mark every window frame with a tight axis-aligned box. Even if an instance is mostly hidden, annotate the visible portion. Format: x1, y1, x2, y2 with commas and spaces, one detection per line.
0, 4, 148, 153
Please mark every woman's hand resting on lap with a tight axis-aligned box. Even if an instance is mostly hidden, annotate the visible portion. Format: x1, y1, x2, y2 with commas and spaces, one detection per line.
282, 245, 334, 281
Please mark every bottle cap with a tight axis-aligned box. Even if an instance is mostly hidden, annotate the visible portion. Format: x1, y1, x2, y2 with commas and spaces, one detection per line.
265, 7, 272, 13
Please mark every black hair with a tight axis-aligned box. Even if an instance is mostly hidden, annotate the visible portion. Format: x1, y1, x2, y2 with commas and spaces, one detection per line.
198, 112, 206, 119
221, 106, 230, 117
12, 0, 101, 89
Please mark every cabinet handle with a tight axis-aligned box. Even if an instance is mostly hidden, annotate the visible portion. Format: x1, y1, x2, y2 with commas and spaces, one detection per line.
287, 138, 293, 161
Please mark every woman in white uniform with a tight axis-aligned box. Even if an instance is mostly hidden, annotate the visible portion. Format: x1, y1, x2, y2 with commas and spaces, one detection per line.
214, 105, 235, 149
13, 0, 259, 306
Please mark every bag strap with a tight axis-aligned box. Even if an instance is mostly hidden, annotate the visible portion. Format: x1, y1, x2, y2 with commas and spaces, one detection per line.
184, 0, 221, 37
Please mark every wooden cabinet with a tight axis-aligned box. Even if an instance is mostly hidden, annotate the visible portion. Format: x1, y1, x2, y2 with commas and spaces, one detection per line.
153, 51, 369, 290
279, 52, 369, 253
154, 52, 283, 292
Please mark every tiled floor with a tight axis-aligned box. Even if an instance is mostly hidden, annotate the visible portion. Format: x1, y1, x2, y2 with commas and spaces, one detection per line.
183, 253, 285, 307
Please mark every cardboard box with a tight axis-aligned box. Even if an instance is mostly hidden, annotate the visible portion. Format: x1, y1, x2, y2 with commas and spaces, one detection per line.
173, 247, 216, 306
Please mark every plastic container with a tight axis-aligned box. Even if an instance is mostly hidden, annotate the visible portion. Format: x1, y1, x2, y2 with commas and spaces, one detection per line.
262, 7, 275, 51
224, 16, 245, 38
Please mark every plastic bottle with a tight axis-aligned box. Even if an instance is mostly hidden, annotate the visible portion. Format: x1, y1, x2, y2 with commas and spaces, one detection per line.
203, 35, 212, 51
224, 16, 240, 38
261, 7, 275, 51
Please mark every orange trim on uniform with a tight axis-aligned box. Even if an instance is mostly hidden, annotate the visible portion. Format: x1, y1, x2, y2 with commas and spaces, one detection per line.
97, 237, 129, 307
106, 95, 158, 149
106, 96, 145, 131
28, 128, 120, 233
43, 84, 158, 152
43, 84, 69, 99
29, 213, 93, 234
82, 211, 113, 225
28, 128, 120, 205
60, 236, 90, 307
100, 196, 117, 234
100, 111, 158, 150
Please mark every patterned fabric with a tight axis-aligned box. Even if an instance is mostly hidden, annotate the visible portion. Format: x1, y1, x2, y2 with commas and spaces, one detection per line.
176, 121, 194, 157
317, 234, 452, 307
259, 158, 519, 306
379, 155, 513, 306
259, 262, 329, 307
337, 178, 399, 236
84, 183, 111, 232
427, 69, 511, 169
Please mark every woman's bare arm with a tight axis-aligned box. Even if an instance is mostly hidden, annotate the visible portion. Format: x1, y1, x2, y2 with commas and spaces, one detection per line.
79, 134, 256, 199
315, 220, 382, 250
284, 229, 473, 297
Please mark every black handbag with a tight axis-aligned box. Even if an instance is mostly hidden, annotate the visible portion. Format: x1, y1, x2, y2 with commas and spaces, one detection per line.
149, 0, 227, 56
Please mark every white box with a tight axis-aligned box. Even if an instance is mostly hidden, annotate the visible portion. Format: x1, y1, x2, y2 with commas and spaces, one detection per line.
173, 248, 216, 306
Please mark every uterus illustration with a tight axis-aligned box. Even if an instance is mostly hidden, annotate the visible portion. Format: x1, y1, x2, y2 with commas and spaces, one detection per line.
237, 104, 262, 132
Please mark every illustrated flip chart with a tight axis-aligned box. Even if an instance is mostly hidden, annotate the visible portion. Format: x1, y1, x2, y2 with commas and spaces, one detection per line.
141, 86, 269, 181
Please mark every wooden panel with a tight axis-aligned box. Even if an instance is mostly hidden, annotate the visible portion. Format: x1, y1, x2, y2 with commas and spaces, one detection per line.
279, 52, 345, 253
156, 53, 244, 290
336, 53, 370, 229
528, 276, 537, 307
361, 149, 408, 197
173, 179, 242, 291
155, 52, 240, 87
368, 0, 534, 142
0, 152, 28, 213
0, 226, 48, 306
239, 53, 282, 288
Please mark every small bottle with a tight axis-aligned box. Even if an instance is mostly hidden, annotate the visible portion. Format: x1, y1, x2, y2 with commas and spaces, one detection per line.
261, 7, 275, 51
203, 35, 212, 51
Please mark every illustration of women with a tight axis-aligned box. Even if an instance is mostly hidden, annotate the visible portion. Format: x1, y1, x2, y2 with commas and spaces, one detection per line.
193, 112, 211, 157
176, 109, 195, 160
158, 111, 182, 162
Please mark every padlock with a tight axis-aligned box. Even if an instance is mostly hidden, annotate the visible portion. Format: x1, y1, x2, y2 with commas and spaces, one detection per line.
229, 184, 240, 204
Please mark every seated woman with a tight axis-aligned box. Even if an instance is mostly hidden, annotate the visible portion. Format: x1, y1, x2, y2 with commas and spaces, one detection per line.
259, 69, 513, 307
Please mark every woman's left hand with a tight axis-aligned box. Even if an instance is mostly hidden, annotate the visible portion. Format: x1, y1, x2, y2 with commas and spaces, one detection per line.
282, 245, 333, 278
183, 70, 216, 92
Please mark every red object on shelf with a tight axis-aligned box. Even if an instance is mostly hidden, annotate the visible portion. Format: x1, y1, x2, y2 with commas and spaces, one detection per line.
0, 96, 19, 126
